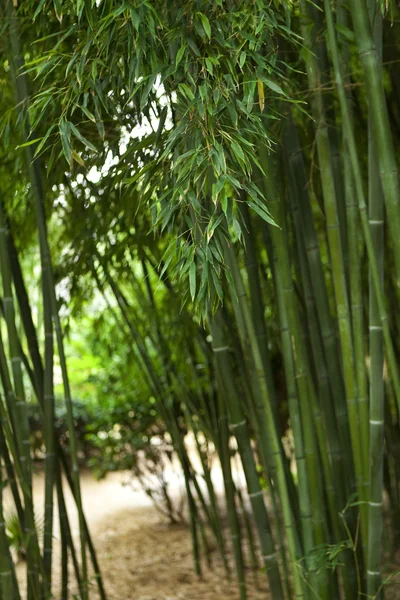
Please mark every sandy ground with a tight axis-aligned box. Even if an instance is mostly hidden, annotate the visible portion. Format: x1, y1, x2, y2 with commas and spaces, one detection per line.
6, 464, 400, 599
8, 467, 268, 600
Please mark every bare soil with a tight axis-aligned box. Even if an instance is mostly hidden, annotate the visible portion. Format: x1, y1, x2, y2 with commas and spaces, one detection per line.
9, 468, 400, 599
10, 469, 268, 600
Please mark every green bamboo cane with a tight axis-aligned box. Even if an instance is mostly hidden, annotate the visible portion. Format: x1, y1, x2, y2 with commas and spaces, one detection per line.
0, 204, 32, 486
288, 200, 358, 598
108, 261, 218, 556
242, 204, 278, 424
348, 0, 400, 283
336, 0, 370, 508
3, 4, 91, 593
366, 4, 384, 596
42, 267, 55, 591
222, 227, 292, 596
7, 230, 106, 599
98, 257, 206, 577
261, 163, 333, 597
56, 474, 70, 600
313, 8, 349, 289
0, 423, 23, 527
8, 231, 44, 397
284, 136, 347, 506
187, 340, 244, 589
0, 203, 41, 598
0, 460, 19, 600
219, 252, 293, 598
285, 155, 360, 597
299, 0, 367, 541
189, 411, 231, 576
211, 313, 285, 598
344, 154, 369, 489
216, 375, 247, 600
321, 3, 400, 593
218, 247, 305, 598
322, 0, 400, 404
236, 487, 260, 588
241, 207, 297, 577
283, 117, 354, 494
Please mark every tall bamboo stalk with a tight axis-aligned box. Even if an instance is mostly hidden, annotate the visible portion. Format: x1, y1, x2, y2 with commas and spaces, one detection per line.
349, 0, 400, 283
367, 4, 384, 596
300, 0, 368, 543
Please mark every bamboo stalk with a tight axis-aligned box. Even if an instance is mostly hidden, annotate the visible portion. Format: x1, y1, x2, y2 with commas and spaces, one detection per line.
349, 0, 400, 283
211, 313, 285, 598
366, 4, 384, 597
300, 0, 367, 542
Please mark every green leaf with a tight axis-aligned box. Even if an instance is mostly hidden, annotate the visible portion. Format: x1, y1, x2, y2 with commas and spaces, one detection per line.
205, 58, 214, 76
72, 150, 85, 167
261, 77, 286, 96
178, 83, 195, 101
189, 262, 196, 301
59, 118, 72, 163
80, 105, 96, 122
335, 23, 355, 43
187, 38, 201, 56
69, 122, 98, 153
231, 141, 245, 163
175, 44, 186, 68
198, 13, 211, 39
211, 267, 223, 302
33, 0, 47, 20
247, 200, 276, 226
16, 138, 42, 149
53, 0, 62, 21
207, 214, 225, 242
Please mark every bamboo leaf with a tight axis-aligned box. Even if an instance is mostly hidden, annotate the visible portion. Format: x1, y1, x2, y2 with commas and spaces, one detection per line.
175, 44, 186, 68
198, 13, 211, 39
261, 76, 286, 96
257, 78, 265, 112
230, 141, 245, 163
189, 262, 196, 301
33, 0, 47, 20
16, 138, 42, 149
247, 200, 276, 226
69, 122, 98, 152
59, 118, 72, 163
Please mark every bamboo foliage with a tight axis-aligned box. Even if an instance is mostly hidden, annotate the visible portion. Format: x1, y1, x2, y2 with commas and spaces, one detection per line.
0, 0, 399, 598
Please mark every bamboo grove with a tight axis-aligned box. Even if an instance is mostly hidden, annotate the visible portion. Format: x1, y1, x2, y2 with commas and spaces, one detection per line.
0, 0, 399, 598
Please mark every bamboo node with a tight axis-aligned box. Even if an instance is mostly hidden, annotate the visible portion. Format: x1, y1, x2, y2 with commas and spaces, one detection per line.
368, 501, 383, 507
367, 570, 381, 576
369, 420, 384, 426
231, 420, 246, 429
213, 346, 229, 353
263, 553, 276, 561
249, 490, 264, 498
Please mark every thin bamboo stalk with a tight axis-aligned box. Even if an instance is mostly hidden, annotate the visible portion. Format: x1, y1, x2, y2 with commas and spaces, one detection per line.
366, 4, 384, 596
211, 313, 284, 598
222, 247, 304, 598
300, 0, 367, 542
348, 0, 400, 282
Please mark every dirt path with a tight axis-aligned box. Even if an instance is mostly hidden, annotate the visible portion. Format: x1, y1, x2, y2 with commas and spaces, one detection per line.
9, 469, 268, 599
